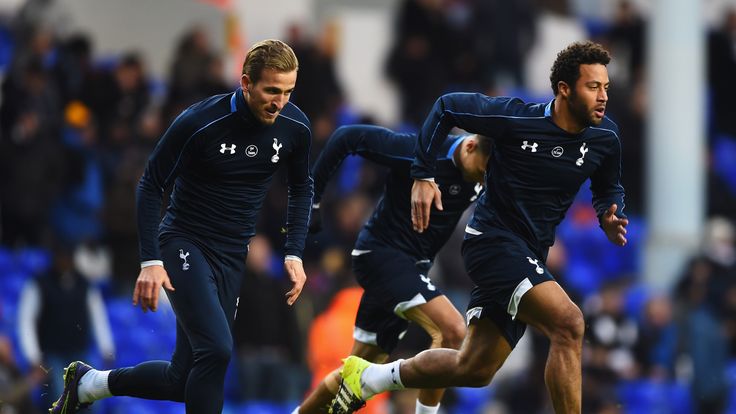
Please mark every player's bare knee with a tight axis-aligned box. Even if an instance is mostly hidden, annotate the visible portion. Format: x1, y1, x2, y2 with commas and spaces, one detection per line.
427, 328, 444, 349
549, 305, 585, 346
440, 321, 466, 350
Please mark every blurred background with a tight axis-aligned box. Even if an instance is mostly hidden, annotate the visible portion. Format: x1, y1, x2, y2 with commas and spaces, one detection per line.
1, 0, 736, 412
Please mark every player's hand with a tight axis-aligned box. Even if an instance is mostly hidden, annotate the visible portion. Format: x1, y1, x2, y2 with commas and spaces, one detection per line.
284, 259, 307, 306
308, 205, 323, 234
411, 179, 443, 233
133, 265, 175, 312
601, 204, 629, 247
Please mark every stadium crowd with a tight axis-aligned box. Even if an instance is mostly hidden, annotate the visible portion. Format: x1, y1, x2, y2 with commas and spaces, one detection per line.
2, 0, 736, 413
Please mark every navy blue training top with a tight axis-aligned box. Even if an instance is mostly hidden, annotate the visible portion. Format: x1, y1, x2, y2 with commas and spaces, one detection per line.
137, 89, 313, 262
411, 93, 625, 260
312, 125, 482, 261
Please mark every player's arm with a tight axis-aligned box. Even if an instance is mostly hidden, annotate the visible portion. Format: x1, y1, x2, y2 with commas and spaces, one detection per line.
411, 93, 513, 232
309, 124, 412, 232
133, 111, 198, 311
283, 126, 314, 306
591, 132, 628, 246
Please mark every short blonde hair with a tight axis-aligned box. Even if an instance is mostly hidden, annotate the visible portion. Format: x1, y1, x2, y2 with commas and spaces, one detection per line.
242, 39, 298, 83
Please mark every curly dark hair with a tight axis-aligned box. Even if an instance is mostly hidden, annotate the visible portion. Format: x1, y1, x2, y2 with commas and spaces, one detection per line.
549, 41, 611, 95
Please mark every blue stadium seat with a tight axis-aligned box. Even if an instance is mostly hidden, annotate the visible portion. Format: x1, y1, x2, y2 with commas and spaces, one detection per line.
2, 270, 29, 303
16, 247, 52, 275
239, 400, 288, 414
617, 379, 694, 414
0, 24, 13, 71
725, 359, 736, 414
0, 246, 14, 274
713, 135, 736, 195
451, 386, 494, 414
102, 397, 184, 414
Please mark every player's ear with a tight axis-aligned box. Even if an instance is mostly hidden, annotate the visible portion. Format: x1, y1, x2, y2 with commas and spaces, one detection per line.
240, 74, 251, 92
558, 81, 570, 99
465, 137, 477, 153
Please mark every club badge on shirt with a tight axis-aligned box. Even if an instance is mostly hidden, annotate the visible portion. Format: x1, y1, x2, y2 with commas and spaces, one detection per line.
271, 138, 283, 163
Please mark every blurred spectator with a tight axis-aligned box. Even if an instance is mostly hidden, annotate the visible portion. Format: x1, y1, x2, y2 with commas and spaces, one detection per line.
708, 7, 736, 137
16, 242, 115, 410
0, 334, 45, 414
103, 109, 158, 289
11, 0, 71, 43
675, 217, 736, 414
53, 33, 94, 104
50, 101, 105, 245
233, 235, 307, 402
0, 60, 67, 247
386, 0, 451, 127
288, 21, 344, 125
87, 52, 149, 151
162, 26, 229, 122
584, 280, 640, 380
581, 280, 636, 412
305, 285, 389, 414
472, 0, 537, 91
633, 295, 679, 380
607, 0, 646, 86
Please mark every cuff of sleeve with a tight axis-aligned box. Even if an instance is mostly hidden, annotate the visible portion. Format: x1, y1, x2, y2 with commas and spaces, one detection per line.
284, 255, 302, 263
141, 260, 164, 269
416, 177, 435, 182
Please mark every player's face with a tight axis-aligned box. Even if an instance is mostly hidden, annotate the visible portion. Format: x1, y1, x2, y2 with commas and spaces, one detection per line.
459, 138, 489, 184
241, 68, 297, 125
568, 63, 609, 127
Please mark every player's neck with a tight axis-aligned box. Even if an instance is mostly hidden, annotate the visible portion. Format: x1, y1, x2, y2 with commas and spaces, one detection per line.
551, 96, 585, 134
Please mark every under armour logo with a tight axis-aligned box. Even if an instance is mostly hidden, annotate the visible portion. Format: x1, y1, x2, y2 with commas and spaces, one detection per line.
271, 138, 283, 163
576, 143, 588, 166
220, 143, 236, 154
521, 140, 538, 152
470, 183, 483, 202
526, 257, 544, 274
420, 274, 436, 291
179, 249, 190, 271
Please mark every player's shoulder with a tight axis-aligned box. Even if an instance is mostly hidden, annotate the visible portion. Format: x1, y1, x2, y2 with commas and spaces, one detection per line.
174, 92, 232, 133
600, 116, 620, 135
279, 102, 312, 133
591, 116, 621, 139
483, 94, 546, 118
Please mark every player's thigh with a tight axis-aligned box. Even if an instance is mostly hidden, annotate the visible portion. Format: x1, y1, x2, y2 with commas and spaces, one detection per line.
457, 317, 513, 377
352, 247, 442, 353
462, 232, 558, 348
160, 237, 231, 350
403, 295, 465, 343
515, 280, 582, 339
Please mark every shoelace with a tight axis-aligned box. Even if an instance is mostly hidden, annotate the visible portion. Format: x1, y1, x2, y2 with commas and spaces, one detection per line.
330, 381, 366, 414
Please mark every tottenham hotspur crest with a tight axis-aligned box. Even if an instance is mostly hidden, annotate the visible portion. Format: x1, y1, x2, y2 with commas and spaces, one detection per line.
179, 249, 190, 271
271, 138, 283, 163
576, 143, 588, 167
